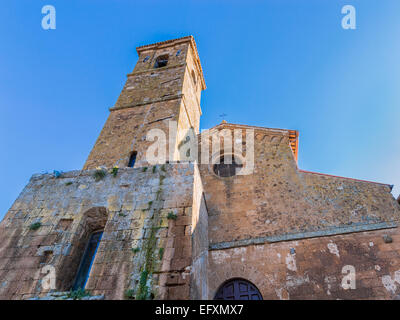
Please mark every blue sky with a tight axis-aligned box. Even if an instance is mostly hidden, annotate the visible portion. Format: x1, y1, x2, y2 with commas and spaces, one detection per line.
0, 0, 399, 220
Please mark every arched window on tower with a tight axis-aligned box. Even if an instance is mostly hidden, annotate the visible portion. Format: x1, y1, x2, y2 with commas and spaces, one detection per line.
154, 54, 169, 68
128, 151, 137, 168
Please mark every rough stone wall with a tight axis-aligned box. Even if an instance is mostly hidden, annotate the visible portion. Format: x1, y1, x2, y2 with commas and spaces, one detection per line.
208, 227, 400, 299
199, 123, 400, 299
83, 99, 182, 170
199, 123, 399, 245
0, 164, 202, 300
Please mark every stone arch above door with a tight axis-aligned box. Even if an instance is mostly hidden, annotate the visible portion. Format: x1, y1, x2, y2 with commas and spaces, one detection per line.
214, 278, 263, 300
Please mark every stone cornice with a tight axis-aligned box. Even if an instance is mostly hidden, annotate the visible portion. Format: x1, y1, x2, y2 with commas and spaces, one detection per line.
299, 169, 392, 187
209, 221, 398, 250
206, 122, 295, 135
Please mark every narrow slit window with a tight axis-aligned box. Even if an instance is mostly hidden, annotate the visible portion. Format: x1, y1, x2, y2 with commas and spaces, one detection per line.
191, 70, 197, 85
154, 54, 169, 68
128, 151, 137, 168
72, 231, 103, 291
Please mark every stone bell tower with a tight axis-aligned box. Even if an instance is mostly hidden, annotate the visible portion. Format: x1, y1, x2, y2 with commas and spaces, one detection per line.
83, 36, 206, 170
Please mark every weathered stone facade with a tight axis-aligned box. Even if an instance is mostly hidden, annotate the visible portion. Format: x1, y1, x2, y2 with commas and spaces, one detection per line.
1, 36, 399, 300
0, 164, 207, 300
197, 122, 400, 299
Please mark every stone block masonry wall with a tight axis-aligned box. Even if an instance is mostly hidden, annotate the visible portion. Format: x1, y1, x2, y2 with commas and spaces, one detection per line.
200, 123, 400, 299
0, 163, 200, 300
208, 227, 400, 299
199, 124, 400, 245
83, 99, 182, 170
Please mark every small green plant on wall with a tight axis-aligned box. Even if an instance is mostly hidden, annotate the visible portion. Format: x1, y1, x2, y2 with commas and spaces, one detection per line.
29, 222, 42, 231
66, 288, 91, 300
136, 270, 149, 300
132, 247, 140, 254
110, 166, 119, 177
158, 247, 164, 260
167, 212, 177, 220
93, 167, 107, 181
125, 289, 135, 300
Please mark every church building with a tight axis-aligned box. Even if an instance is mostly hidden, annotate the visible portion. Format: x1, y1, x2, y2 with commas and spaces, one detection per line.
1, 36, 399, 300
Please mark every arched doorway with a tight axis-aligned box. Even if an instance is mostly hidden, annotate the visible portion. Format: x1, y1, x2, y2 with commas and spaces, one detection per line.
214, 278, 263, 300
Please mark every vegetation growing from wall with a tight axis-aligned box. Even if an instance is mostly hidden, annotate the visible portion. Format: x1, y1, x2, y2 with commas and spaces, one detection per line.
124, 289, 135, 300
132, 247, 140, 254
66, 288, 91, 300
29, 222, 42, 231
131, 170, 167, 300
167, 211, 177, 220
110, 166, 119, 177
93, 168, 107, 181
158, 247, 165, 260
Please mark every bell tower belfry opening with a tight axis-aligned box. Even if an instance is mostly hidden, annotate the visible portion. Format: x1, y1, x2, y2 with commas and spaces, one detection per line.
83, 36, 206, 170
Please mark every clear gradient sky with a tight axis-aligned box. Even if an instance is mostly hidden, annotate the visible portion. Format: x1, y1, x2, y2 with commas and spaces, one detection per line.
1, 0, 399, 220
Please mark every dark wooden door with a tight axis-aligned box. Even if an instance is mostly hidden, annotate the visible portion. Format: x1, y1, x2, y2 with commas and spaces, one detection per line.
214, 279, 263, 300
